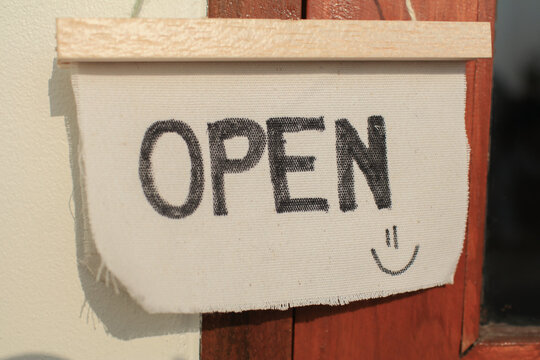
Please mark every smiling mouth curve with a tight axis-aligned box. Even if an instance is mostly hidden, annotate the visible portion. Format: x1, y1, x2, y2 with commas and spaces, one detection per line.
370, 245, 420, 276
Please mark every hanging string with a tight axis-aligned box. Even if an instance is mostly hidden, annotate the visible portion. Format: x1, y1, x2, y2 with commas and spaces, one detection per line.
405, 0, 417, 21
131, 0, 144, 18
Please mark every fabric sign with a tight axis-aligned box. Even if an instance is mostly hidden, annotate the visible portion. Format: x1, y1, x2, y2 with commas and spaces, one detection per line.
71, 61, 469, 313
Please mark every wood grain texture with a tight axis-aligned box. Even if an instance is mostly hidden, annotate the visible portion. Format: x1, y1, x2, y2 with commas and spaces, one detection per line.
466, 324, 540, 360
202, 5, 299, 360
461, 0, 497, 351
201, 310, 293, 360
55, 18, 491, 65
293, 1, 492, 359
306, 0, 478, 21
478, 323, 540, 342
466, 343, 540, 360
208, 0, 301, 19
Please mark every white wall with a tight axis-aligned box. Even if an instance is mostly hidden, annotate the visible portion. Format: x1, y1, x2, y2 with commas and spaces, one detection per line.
0, 1, 206, 359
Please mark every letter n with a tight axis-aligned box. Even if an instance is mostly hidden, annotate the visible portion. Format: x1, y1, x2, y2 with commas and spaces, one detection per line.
335, 116, 391, 211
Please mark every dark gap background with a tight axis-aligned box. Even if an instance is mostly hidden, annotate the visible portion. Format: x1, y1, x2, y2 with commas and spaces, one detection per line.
483, 0, 540, 324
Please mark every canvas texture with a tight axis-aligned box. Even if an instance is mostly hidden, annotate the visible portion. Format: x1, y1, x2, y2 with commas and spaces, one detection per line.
71, 61, 469, 313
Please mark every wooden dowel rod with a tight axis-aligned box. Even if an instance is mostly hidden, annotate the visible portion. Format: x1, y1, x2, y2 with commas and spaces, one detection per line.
57, 18, 492, 65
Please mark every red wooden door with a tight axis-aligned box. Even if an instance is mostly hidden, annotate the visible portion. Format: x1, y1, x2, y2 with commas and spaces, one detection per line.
294, 2, 493, 358
200, 1, 540, 359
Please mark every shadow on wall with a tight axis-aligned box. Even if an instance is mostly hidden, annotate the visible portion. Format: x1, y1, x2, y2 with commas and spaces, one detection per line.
47, 59, 200, 341
1, 354, 69, 360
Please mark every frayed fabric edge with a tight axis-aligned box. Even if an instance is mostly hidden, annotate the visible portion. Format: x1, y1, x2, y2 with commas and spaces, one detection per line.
133, 277, 456, 314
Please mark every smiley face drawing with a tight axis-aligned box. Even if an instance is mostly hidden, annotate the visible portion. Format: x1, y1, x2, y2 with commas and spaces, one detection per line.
370, 225, 420, 276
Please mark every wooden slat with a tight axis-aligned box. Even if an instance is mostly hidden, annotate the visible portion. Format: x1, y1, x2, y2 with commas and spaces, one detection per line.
478, 323, 540, 342
461, 0, 497, 351
466, 343, 540, 360
56, 18, 491, 65
201, 4, 299, 359
465, 324, 540, 359
293, 1, 491, 359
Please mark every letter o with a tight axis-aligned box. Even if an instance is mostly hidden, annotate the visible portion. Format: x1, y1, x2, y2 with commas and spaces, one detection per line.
139, 119, 204, 219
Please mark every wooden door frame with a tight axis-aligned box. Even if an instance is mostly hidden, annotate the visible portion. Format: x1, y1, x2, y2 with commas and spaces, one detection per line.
202, 1, 540, 359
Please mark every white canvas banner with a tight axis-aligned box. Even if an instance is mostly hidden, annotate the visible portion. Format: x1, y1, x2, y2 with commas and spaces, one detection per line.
71, 62, 469, 313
